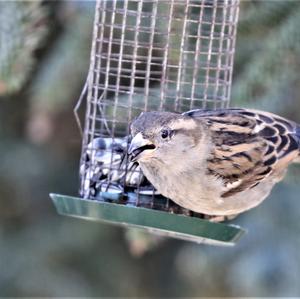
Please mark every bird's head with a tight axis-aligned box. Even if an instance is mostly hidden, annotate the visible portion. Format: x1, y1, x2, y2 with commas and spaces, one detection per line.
128, 111, 203, 164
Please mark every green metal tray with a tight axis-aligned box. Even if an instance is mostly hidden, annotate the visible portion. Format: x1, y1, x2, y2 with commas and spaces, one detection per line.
50, 193, 245, 246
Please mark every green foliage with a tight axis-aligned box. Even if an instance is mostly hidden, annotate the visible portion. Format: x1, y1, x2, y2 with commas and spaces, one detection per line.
232, 1, 300, 119
0, 1, 48, 95
29, 7, 94, 113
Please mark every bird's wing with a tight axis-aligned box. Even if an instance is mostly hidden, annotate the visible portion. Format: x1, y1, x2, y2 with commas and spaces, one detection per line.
184, 108, 300, 197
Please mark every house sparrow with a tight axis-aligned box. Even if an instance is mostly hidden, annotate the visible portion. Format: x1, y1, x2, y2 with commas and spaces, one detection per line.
128, 108, 300, 217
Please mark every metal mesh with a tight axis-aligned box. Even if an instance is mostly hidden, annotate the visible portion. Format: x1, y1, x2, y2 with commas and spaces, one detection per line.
78, 0, 240, 216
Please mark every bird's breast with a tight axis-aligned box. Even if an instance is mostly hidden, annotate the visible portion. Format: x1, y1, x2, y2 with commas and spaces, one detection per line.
138, 159, 276, 216
139, 160, 224, 212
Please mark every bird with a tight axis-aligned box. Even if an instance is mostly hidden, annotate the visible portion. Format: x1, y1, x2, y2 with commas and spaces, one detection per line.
128, 108, 300, 217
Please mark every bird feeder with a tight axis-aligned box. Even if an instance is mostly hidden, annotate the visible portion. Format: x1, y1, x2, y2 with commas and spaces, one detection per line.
51, 0, 245, 245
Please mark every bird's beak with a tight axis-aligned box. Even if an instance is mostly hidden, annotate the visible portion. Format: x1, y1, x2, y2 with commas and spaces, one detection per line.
128, 133, 156, 162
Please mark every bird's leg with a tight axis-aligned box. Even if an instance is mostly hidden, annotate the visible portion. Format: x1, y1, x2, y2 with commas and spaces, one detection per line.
205, 214, 239, 223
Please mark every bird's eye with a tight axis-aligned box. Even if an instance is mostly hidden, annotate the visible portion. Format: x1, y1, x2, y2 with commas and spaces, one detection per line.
161, 129, 169, 139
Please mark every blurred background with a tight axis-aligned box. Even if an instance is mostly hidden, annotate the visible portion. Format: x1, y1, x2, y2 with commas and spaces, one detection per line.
1, 0, 300, 296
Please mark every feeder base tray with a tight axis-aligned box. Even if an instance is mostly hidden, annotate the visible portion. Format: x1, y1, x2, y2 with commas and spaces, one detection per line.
50, 193, 245, 246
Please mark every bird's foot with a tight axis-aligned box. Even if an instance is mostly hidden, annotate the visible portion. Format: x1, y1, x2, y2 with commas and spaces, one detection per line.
205, 214, 239, 223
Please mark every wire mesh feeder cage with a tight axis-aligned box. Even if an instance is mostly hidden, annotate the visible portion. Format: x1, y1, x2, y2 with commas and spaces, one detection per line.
51, 0, 245, 245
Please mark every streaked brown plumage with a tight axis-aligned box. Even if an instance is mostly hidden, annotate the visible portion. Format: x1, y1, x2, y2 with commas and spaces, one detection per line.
128, 108, 300, 217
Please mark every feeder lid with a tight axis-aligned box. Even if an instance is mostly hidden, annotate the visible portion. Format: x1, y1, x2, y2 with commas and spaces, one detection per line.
50, 193, 245, 246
